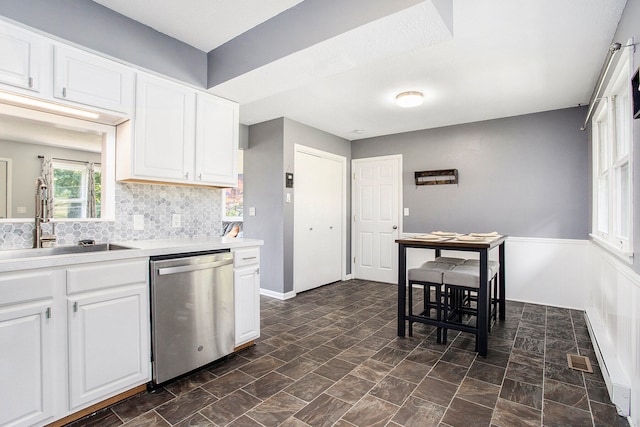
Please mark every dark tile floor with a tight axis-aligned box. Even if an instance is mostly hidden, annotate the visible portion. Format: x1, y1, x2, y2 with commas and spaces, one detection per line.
68, 279, 630, 427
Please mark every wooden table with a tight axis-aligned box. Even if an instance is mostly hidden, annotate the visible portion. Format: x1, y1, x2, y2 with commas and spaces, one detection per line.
396, 235, 507, 357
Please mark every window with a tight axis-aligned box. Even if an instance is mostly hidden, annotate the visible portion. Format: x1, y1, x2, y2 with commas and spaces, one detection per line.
591, 50, 633, 258
223, 173, 243, 221
52, 161, 101, 219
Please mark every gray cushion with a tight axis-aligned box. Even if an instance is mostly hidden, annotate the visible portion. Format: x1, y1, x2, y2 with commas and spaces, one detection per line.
408, 262, 455, 283
434, 256, 466, 265
442, 264, 495, 288
462, 259, 499, 272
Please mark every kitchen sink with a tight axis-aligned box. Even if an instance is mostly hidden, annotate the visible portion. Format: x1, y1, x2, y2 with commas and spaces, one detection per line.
0, 243, 134, 261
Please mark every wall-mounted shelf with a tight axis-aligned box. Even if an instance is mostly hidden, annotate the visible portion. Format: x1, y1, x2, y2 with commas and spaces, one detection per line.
415, 169, 458, 186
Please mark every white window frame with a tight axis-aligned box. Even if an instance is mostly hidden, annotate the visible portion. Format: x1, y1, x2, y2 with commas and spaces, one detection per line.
591, 47, 634, 262
52, 160, 102, 219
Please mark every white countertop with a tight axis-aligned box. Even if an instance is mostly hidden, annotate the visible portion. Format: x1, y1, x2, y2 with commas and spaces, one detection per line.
0, 237, 263, 273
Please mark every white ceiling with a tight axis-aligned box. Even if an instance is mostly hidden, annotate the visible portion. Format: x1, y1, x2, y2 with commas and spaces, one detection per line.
92, 0, 627, 141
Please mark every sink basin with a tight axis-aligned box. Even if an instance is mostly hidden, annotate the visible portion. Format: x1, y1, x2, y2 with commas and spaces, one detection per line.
0, 243, 134, 261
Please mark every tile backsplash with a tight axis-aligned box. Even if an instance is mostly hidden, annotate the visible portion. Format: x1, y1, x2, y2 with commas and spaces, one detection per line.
0, 182, 223, 249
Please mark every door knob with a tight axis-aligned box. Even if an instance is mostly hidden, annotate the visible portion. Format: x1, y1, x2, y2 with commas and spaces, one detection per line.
392, 225, 398, 230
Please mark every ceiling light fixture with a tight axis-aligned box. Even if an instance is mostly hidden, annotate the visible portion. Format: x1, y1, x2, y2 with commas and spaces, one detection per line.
395, 91, 423, 108
0, 91, 100, 120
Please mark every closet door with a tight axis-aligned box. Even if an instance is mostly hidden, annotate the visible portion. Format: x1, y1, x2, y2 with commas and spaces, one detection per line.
294, 147, 344, 293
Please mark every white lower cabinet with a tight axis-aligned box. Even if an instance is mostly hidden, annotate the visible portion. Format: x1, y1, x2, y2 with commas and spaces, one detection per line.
67, 284, 149, 409
0, 271, 59, 427
66, 259, 149, 410
0, 258, 150, 426
233, 247, 260, 347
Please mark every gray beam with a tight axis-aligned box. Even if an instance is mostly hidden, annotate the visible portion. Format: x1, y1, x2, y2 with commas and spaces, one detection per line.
207, 0, 423, 88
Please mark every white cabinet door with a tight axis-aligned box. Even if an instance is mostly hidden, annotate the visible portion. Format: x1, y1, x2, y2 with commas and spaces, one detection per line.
0, 299, 55, 427
53, 46, 134, 114
234, 264, 260, 347
134, 74, 196, 181
67, 284, 149, 409
195, 93, 239, 186
294, 147, 344, 292
0, 23, 44, 92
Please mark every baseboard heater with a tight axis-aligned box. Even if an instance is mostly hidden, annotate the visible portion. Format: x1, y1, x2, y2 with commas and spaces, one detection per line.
584, 308, 631, 416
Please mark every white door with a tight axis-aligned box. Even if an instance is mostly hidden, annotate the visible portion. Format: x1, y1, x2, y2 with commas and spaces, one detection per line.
53, 46, 135, 114
67, 285, 149, 409
294, 146, 345, 293
195, 93, 239, 186
352, 155, 402, 283
134, 73, 196, 181
0, 299, 54, 427
234, 266, 260, 346
0, 23, 42, 92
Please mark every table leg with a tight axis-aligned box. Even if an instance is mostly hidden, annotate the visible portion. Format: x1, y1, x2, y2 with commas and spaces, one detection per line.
478, 249, 489, 357
397, 244, 407, 337
499, 242, 506, 320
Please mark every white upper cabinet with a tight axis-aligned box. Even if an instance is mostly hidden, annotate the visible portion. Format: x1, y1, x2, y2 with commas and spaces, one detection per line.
53, 46, 134, 114
132, 73, 196, 181
0, 23, 46, 93
195, 93, 239, 186
119, 73, 239, 187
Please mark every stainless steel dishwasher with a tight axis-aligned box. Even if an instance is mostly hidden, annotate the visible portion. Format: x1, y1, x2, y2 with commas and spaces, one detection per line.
150, 250, 234, 385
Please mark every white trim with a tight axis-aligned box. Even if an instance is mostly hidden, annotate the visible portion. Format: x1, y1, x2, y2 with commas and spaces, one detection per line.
260, 288, 296, 300
293, 144, 348, 289
0, 157, 11, 218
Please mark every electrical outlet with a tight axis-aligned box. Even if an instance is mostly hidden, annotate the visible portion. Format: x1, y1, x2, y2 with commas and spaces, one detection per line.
133, 214, 144, 231
17, 206, 27, 214
172, 214, 181, 228
404, 208, 410, 216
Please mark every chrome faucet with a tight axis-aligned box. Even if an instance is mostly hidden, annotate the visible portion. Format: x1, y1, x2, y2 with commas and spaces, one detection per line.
34, 177, 49, 248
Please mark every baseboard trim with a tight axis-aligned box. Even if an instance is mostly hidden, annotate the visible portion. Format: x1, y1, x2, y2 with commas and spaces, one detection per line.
260, 288, 297, 300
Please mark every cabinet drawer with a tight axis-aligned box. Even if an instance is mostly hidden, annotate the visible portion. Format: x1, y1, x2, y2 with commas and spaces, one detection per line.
67, 259, 148, 294
0, 270, 57, 306
233, 247, 260, 268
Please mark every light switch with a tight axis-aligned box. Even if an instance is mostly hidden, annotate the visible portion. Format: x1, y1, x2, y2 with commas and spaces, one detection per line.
286, 193, 291, 203
249, 207, 256, 216
133, 214, 144, 230
404, 208, 410, 216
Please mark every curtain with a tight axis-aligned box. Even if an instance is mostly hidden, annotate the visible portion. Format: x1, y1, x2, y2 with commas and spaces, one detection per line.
40, 155, 54, 219
86, 162, 96, 218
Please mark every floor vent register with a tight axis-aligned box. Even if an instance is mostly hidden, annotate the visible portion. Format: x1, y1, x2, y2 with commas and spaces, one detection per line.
567, 354, 593, 373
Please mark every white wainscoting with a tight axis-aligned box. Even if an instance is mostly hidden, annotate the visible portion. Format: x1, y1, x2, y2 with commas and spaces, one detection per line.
586, 242, 640, 425
406, 236, 589, 310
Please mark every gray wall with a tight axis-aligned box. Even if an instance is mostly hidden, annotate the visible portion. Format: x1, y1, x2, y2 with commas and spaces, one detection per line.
600, 0, 640, 275
352, 107, 589, 239
244, 119, 285, 293
0, 0, 207, 87
245, 118, 351, 295
284, 118, 352, 292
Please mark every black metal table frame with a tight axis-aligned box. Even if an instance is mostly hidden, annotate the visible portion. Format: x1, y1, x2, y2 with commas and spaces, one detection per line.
396, 236, 507, 357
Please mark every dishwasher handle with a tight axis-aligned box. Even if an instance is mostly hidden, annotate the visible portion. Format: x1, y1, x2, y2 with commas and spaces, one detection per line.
156, 258, 233, 276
